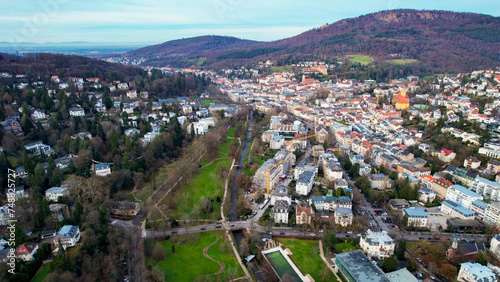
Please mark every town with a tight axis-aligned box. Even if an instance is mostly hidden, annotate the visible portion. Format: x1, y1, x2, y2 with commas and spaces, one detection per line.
1, 52, 500, 282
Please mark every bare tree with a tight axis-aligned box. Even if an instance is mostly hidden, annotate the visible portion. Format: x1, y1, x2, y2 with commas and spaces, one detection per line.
199, 197, 213, 219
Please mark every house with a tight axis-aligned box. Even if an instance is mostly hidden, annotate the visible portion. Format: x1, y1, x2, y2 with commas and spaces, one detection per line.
360, 230, 395, 259
490, 234, 500, 259
2, 119, 23, 136
45, 187, 69, 202
11, 185, 28, 200
369, 173, 389, 189
457, 262, 497, 282
126, 90, 137, 99
324, 162, 343, 181
94, 163, 111, 176
31, 109, 46, 121
435, 148, 456, 162
464, 156, 481, 170
473, 177, 500, 201
270, 135, 285, 150
393, 90, 410, 110
312, 145, 325, 158
41, 229, 57, 239
273, 200, 289, 224
296, 171, 314, 195
68, 107, 85, 117
441, 200, 475, 220
447, 238, 487, 261
117, 82, 129, 90
419, 187, 436, 203
486, 160, 500, 175
181, 104, 193, 114
296, 206, 313, 225
15, 243, 38, 262
52, 225, 81, 250
403, 208, 428, 228
334, 207, 353, 226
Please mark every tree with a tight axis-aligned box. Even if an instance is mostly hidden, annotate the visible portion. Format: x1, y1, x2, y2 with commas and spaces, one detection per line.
323, 231, 336, 252
103, 96, 113, 109
388, 171, 398, 180
236, 174, 252, 191
344, 156, 352, 171
335, 188, 343, 197
152, 242, 166, 261
396, 239, 406, 261
380, 257, 398, 272
199, 197, 212, 219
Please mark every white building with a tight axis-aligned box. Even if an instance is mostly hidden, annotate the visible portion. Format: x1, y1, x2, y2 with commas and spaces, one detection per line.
94, 163, 111, 176
490, 234, 500, 259
270, 135, 285, 150
126, 90, 137, 99
360, 230, 395, 259
457, 262, 497, 282
45, 187, 69, 202
188, 122, 209, 136
52, 225, 81, 250
446, 185, 482, 210
15, 243, 39, 262
273, 200, 289, 224
296, 171, 314, 195
68, 107, 85, 117
324, 162, 343, 181
334, 207, 353, 227
403, 208, 428, 228
473, 177, 500, 201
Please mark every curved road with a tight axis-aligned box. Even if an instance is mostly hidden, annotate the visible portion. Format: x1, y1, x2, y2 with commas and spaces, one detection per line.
228, 111, 254, 221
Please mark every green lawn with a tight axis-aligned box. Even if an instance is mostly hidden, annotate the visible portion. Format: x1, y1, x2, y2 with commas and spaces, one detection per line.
172, 129, 234, 219
32, 263, 52, 282
269, 66, 294, 73
147, 231, 242, 281
276, 239, 338, 282
342, 55, 374, 65
389, 59, 418, 65
334, 242, 358, 253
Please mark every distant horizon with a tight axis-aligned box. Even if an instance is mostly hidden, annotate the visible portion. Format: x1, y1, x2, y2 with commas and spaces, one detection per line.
2, 2, 499, 47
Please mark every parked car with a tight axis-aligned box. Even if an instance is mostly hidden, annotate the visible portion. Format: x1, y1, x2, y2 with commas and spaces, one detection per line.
216, 225, 222, 228
172, 231, 177, 234
319, 230, 324, 233
201, 227, 206, 230
280, 232, 285, 235
310, 233, 316, 236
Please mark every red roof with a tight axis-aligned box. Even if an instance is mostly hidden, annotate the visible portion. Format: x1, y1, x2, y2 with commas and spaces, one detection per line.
439, 148, 455, 156
16, 243, 38, 255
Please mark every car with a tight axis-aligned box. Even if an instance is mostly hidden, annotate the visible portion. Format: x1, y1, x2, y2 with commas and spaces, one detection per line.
425, 209, 428, 212
347, 231, 353, 234
230, 224, 234, 227
269, 232, 273, 235
201, 227, 206, 230
427, 237, 432, 240
249, 199, 254, 202
172, 231, 177, 234
446, 237, 451, 241
310, 233, 316, 236
319, 230, 324, 233
280, 232, 285, 235
419, 237, 424, 240
434, 237, 440, 240
430, 275, 436, 280
216, 225, 222, 228
345, 234, 350, 237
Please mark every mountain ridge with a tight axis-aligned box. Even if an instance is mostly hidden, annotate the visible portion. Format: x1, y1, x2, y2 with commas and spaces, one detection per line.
114, 9, 500, 73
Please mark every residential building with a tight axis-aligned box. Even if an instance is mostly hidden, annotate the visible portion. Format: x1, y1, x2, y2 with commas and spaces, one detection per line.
188, 122, 209, 136
335, 250, 388, 282
0, 205, 11, 226
273, 200, 289, 224
68, 107, 85, 117
484, 202, 500, 228
486, 160, 500, 175
473, 177, 500, 201
403, 208, 428, 228
310, 195, 352, 211
296, 171, 314, 195
94, 163, 111, 176
441, 200, 475, 220
312, 145, 325, 158
15, 243, 38, 262
315, 125, 328, 143
52, 225, 81, 249
471, 200, 488, 221
41, 229, 57, 239
419, 187, 436, 203
435, 148, 456, 162
108, 201, 141, 219
360, 230, 395, 259
270, 135, 285, 150
334, 207, 353, 226
385, 269, 418, 282
324, 162, 343, 181
296, 206, 313, 225
45, 187, 69, 202
369, 173, 390, 189
457, 262, 497, 282
490, 234, 500, 259
445, 185, 482, 210
464, 156, 481, 169
431, 177, 453, 199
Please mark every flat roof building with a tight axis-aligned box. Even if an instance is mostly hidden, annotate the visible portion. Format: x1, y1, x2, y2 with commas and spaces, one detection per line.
335, 250, 388, 282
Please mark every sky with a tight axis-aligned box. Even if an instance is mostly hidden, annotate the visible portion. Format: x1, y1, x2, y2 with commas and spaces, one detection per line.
1, 0, 499, 47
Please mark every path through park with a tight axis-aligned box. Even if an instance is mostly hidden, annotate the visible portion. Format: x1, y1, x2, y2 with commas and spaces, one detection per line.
203, 236, 225, 276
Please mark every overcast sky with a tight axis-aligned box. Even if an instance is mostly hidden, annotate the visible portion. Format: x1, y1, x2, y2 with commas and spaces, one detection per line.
2, 0, 499, 45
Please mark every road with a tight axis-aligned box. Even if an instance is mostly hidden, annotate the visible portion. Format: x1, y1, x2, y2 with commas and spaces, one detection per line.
228, 111, 254, 221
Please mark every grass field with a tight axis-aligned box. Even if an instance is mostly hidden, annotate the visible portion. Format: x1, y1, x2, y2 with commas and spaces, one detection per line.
339, 55, 374, 65
276, 239, 338, 282
389, 59, 418, 65
334, 242, 358, 253
147, 231, 242, 281
170, 127, 236, 219
32, 263, 52, 282
268, 66, 294, 73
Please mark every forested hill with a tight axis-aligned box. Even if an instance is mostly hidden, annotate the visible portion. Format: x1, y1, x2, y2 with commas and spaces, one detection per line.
118, 9, 500, 73
0, 53, 143, 82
